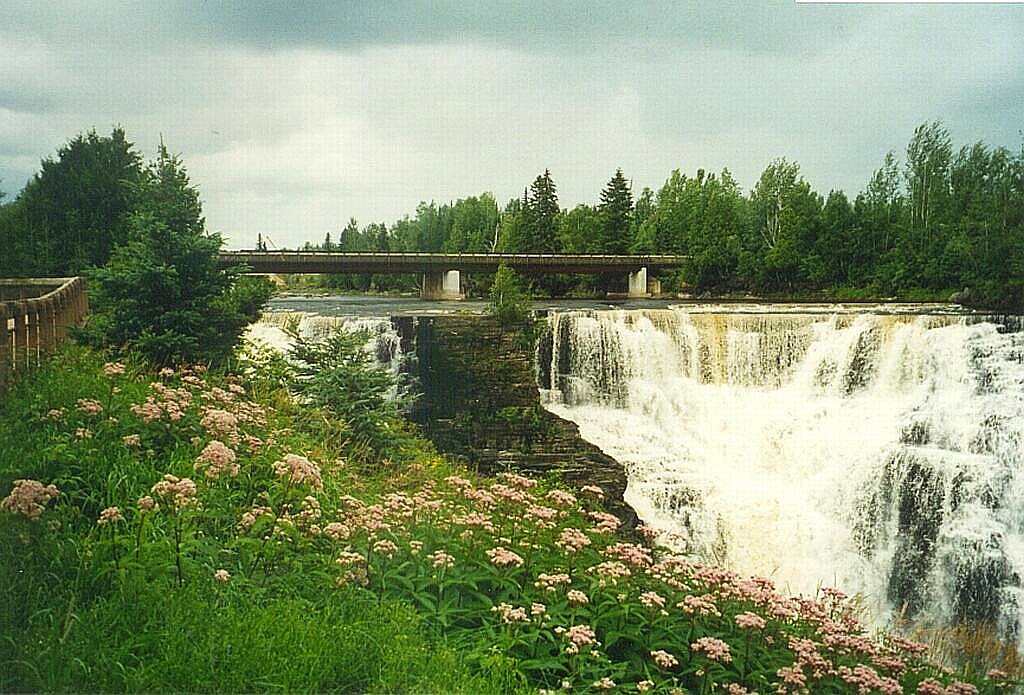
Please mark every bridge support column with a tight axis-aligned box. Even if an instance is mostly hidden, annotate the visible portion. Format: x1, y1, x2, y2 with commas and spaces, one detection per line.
628, 267, 649, 298
421, 270, 463, 300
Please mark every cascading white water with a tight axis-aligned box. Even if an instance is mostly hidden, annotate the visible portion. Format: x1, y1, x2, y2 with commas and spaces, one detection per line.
539, 305, 1024, 637
245, 312, 407, 379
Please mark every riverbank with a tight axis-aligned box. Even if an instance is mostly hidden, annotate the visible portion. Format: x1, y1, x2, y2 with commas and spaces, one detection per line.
0, 341, 1016, 693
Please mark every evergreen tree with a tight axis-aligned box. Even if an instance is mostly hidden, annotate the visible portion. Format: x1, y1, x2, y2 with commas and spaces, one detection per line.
528, 170, 559, 252
598, 169, 634, 254
80, 144, 271, 365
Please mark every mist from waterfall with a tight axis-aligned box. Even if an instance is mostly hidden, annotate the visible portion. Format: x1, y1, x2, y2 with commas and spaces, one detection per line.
538, 306, 1024, 638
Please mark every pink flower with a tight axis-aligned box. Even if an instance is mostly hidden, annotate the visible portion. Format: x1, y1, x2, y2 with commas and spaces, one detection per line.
546, 489, 577, 506
639, 591, 666, 609
499, 471, 537, 489
651, 649, 678, 670
777, 665, 806, 687
691, 636, 732, 663
194, 440, 239, 479
491, 602, 528, 624
563, 624, 600, 654
44, 408, 66, 420
97, 506, 124, 525
1, 479, 60, 521
587, 510, 620, 534
372, 539, 399, 558
567, 590, 589, 605
678, 594, 721, 617
323, 521, 351, 541
486, 546, 524, 568
272, 453, 323, 490
214, 569, 231, 582
427, 549, 455, 569
150, 474, 198, 510
137, 495, 158, 513
579, 484, 604, 500
102, 362, 126, 377
557, 528, 592, 553
76, 398, 103, 415
734, 611, 767, 630
534, 572, 571, 592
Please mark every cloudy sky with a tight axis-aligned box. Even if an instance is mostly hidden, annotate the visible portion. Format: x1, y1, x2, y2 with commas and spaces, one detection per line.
1, 1, 1022, 249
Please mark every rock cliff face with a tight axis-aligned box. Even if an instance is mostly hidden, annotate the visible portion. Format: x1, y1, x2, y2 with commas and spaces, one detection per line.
399, 315, 638, 530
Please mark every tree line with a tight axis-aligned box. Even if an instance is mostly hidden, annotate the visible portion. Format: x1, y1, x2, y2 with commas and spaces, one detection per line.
2, 121, 1022, 309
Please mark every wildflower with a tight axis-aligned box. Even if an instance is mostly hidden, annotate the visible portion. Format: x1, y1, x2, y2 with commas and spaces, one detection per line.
74, 427, 93, 439
735, 611, 767, 630
491, 602, 528, 624
409, 540, 423, 554
272, 453, 323, 490
427, 549, 455, 569
604, 542, 652, 568
214, 569, 231, 582
150, 474, 198, 510
546, 489, 577, 506
691, 636, 732, 663
639, 591, 666, 609
567, 590, 589, 605
564, 624, 600, 655
137, 495, 158, 513
499, 471, 537, 489
97, 506, 124, 525
102, 362, 126, 377
194, 440, 239, 479
44, 408, 66, 420
557, 527, 592, 552
651, 649, 678, 670
535, 572, 571, 592
987, 669, 1008, 680
945, 683, 979, 695
76, 398, 103, 415
776, 665, 806, 687
1, 479, 60, 521
588, 510, 620, 534
444, 475, 472, 488
372, 539, 398, 558
122, 434, 141, 447
593, 678, 615, 691
589, 560, 632, 585
323, 521, 351, 541
580, 484, 604, 500
486, 546, 524, 568
637, 681, 654, 692
530, 602, 547, 617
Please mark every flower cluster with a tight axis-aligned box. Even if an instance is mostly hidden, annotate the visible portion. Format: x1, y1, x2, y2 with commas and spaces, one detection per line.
272, 453, 323, 490
1, 479, 60, 521
97, 506, 124, 525
150, 474, 197, 510
194, 440, 239, 479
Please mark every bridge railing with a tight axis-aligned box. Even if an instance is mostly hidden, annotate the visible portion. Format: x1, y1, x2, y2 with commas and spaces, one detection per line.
0, 277, 89, 391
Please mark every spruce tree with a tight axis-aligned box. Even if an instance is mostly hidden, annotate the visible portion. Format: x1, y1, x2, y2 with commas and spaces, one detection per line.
599, 169, 634, 253
528, 170, 559, 253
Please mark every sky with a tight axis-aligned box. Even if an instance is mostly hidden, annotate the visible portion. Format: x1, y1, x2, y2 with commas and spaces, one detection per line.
1, 1, 1022, 250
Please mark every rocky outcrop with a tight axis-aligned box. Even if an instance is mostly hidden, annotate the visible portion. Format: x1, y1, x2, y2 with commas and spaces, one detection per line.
402, 315, 638, 530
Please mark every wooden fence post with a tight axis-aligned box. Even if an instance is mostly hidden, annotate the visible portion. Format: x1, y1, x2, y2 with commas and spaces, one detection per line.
0, 303, 9, 390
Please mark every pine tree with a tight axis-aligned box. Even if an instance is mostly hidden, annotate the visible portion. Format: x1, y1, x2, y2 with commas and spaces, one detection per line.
528, 170, 559, 252
599, 169, 633, 253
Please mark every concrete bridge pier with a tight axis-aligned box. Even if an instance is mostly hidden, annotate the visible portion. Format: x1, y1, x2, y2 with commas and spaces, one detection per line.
628, 267, 649, 298
421, 270, 464, 300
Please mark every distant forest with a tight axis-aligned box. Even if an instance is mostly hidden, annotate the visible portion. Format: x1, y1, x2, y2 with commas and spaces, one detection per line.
2, 121, 1022, 309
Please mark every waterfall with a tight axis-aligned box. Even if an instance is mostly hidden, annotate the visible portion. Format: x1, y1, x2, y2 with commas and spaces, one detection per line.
539, 306, 1024, 638
245, 312, 410, 382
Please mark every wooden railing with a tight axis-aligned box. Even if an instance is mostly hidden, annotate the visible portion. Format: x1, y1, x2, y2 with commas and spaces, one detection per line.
0, 277, 89, 391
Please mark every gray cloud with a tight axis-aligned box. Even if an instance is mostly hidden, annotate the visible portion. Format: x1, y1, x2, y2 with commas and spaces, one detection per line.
0, 1, 1022, 248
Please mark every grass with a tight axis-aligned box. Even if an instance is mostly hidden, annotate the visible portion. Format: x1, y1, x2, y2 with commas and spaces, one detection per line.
0, 342, 1019, 693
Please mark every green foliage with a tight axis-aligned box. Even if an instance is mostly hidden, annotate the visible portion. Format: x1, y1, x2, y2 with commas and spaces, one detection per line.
78, 144, 272, 365
487, 262, 533, 328
0, 127, 143, 277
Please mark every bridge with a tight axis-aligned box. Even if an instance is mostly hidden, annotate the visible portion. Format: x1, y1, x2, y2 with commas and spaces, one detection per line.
217, 251, 687, 299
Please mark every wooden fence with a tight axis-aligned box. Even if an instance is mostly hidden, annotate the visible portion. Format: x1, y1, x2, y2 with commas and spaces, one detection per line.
0, 277, 88, 391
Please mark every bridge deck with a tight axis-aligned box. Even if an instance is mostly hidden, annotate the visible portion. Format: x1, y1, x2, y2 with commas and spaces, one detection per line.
218, 251, 687, 275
